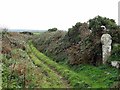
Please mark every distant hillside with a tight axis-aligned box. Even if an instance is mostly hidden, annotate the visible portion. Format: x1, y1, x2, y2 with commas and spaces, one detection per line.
8, 29, 47, 32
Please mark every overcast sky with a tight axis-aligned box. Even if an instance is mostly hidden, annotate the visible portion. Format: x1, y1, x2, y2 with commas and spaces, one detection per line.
0, 0, 119, 30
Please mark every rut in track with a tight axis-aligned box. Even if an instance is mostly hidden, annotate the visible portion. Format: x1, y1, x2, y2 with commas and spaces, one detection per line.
41, 59, 71, 88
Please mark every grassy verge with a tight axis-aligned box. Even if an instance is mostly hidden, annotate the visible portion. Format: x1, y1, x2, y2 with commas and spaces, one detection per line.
2, 48, 61, 88
70, 64, 119, 87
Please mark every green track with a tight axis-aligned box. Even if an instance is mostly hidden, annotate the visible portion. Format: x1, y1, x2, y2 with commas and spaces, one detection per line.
27, 41, 115, 88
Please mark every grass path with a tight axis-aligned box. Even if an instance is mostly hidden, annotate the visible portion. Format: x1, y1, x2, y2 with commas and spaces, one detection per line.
27, 43, 71, 88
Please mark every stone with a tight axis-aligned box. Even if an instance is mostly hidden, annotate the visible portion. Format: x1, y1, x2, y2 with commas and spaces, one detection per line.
101, 34, 112, 64
111, 61, 120, 69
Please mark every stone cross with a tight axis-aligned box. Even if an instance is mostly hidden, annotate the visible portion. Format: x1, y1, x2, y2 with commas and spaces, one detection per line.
101, 34, 112, 64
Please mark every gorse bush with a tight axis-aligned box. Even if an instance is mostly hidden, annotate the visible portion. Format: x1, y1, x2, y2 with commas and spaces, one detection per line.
66, 22, 82, 44
33, 30, 68, 62
108, 29, 120, 43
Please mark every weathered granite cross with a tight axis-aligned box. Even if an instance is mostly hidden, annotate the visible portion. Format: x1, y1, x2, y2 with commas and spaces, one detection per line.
101, 33, 112, 64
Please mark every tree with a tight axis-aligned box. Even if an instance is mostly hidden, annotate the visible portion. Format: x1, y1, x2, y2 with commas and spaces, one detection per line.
48, 28, 58, 32
88, 16, 118, 31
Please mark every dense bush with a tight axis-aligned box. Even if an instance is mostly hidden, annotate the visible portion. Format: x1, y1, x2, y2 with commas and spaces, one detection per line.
109, 44, 120, 61
88, 16, 118, 31
33, 30, 67, 62
66, 22, 82, 44
108, 29, 120, 43
68, 22, 82, 35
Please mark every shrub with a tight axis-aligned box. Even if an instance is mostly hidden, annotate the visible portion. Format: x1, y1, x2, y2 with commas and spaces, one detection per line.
108, 29, 120, 43
48, 28, 58, 32
109, 44, 120, 61
67, 22, 82, 44
88, 16, 118, 31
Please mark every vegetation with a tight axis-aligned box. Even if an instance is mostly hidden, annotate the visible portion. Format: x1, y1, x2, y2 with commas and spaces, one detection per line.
66, 22, 82, 43
27, 44, 70, 88
2, 49, 28, 88
33, 16, 120, 66
33, 30, 67, 62
109, 44, 120, 61
109, 29, 120, 43
29, 41, 119, 88
88, 15, 118, 31
29, 41, 90, 88
2, 16, 120, 88
48, 28, 58, 32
